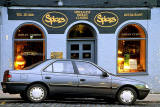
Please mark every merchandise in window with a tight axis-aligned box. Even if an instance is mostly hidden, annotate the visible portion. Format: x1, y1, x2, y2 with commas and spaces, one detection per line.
117, 24, 146, 73
14, 24, 45, 70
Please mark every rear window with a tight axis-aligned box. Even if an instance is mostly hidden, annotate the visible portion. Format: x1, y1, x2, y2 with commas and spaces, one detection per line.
24, 61, 44, 70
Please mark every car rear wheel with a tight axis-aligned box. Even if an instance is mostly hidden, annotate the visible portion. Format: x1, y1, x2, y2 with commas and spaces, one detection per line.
27, 84, 47, 103
117, 87, 137, 105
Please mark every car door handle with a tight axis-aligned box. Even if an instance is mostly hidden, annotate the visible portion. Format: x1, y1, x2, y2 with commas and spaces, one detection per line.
45, 76, 51, 79
80, 79, 86, 82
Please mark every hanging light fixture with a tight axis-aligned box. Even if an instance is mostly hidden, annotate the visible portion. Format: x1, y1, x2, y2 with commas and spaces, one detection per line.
58, 0, 63, 6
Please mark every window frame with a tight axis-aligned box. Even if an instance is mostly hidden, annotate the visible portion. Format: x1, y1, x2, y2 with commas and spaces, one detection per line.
117, 23, 148, 76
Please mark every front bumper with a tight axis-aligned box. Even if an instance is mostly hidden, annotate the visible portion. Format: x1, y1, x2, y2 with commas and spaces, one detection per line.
138, 89, 150, 100
1, 82, 28, 94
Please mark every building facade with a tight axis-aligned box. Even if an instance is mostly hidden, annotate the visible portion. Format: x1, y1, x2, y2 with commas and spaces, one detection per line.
0, 0, 160, 93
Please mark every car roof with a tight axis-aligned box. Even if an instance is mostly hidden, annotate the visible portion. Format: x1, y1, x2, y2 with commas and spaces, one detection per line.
47, 59, 93, 63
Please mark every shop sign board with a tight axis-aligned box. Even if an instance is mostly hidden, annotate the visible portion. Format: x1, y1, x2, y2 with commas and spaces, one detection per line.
51, 52, 63, 59
8, 9, 150, 34
94, 11, 119, 27
42, 11, 68, 28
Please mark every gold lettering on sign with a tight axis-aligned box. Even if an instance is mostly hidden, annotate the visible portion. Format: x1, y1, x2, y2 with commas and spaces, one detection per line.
74, 11, 91, 20
42, 11, 68, 28
45, 14, 66, 25
51, 52, 63, 59
94, 11, 119, 27
124, 13, 143, 17
16, 13, 34, 17
96, 14, 117, 25
16, 13, 23, 16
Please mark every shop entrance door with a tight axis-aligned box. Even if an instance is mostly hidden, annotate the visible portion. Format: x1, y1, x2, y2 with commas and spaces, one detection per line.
67, 41, 95, 63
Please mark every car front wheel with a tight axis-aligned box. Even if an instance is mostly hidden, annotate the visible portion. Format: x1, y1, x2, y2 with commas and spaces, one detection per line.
27, 84, 47, 103
117, 87, 137, 105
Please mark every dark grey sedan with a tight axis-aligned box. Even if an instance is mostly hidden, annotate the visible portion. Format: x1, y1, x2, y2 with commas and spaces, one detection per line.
1, 59, 149, 105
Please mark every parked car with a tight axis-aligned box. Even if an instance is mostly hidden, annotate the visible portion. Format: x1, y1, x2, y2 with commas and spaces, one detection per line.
1, 59, 149, 105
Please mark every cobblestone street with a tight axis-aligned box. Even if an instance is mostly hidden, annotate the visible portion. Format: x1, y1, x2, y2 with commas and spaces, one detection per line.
0, 98, 160, 107
1, 90, 160, 107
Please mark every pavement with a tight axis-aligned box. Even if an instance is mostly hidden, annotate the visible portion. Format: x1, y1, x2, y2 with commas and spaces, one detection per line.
0, 90, 160, 103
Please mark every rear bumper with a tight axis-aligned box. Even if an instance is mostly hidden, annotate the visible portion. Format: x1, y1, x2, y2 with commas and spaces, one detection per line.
1, 82, 29, 94
138, 89, 150, 100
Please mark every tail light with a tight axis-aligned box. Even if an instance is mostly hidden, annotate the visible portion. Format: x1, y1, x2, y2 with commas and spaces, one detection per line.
3, 70, 11, 82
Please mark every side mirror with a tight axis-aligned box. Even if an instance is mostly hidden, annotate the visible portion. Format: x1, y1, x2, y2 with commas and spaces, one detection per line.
102, 72, 108, 77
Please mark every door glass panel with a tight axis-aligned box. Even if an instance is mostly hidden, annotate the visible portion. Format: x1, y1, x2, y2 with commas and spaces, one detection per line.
75, 61, 102, 76
83, 53, 91, 58
71, 53, 79, 59
53, 61, 74, 74
83, 44, 91, 50
71, 44, 79, 50
44, 64, 52, 72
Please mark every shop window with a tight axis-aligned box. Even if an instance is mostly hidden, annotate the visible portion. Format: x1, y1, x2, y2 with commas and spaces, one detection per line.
14, 24, 45, 70
118, 24, 146, 73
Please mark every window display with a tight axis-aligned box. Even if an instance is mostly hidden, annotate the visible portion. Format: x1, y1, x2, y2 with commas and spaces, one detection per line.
14, 24, 45, 70
118, 24, 146, 73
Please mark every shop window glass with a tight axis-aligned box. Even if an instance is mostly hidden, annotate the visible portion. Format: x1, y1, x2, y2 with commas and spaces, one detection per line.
119, 24, 145, 38
68, 24, 94, 39
14, 24, 45, 70
15, 25, 44, 39
118, 24, 146, 73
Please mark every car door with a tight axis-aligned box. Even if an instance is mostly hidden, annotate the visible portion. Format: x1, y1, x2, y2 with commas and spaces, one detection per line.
74, 61, 112, 97
42, 60, 79, 95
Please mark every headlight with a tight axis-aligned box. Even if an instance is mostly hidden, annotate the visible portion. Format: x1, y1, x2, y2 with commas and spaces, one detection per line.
145, 84, 149, 89
135, 84, 149, 89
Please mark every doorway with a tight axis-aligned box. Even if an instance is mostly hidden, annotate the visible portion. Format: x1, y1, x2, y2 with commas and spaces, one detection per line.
67, 23, 96, 63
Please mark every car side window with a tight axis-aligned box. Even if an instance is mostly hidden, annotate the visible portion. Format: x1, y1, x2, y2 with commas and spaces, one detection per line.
75, 61, 103, 76
44, 64, 53, 72
53, 61, 74, 74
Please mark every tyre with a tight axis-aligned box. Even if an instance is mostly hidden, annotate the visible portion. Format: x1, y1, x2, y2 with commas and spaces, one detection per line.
117, 87, 137, 105
20, 92, 28, 100
27, 84, 47, 103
